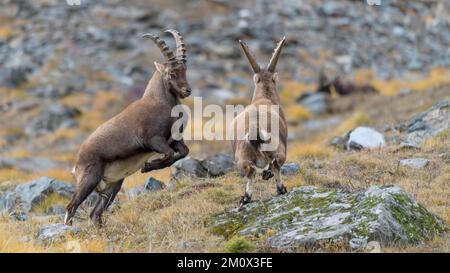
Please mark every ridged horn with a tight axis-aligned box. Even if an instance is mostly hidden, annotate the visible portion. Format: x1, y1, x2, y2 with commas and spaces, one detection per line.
142, 33, 177, 64
239, 40, 261, 73
165, 29, 187, 63
267, 36, 286, 72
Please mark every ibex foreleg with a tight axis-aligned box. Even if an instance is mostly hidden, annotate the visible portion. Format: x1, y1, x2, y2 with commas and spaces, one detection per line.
141, 139, 188, 173
273, 159, 287, 195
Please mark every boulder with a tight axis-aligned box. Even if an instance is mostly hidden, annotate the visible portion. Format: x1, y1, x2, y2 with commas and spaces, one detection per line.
347, 127, 386, 150
172, 157, 208, 179
127, 177, 165, 199
144, 177, 165, 192
37, 223, 81, 243
399, 158, 430, 169
127, 186, 144, 200
281, 162, 300, 176
330, 136, 347, 150
200, 154, 235, 177
0, 191, 16, 214
15, 177, 75, 213
397, 100, 450, 146
209, 185, 446, 252
296, 92, 330, 115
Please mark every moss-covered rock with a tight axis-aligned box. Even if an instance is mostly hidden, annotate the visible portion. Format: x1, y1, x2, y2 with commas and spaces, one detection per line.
208, 186, 446, 252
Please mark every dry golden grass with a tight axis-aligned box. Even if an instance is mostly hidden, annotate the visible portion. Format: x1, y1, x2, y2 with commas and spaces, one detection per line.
33, 169, 75, 184
285, 105, 311, 124
2, 148, 31, 159
33, 193, 69, 214
78, 91, 125, 132
372, 67, 450, 96
287, 143, 335, 161
0, 222, 45, 253
122, 168, 172, 190
0, 168, 33, 183
0, 26, 14, 38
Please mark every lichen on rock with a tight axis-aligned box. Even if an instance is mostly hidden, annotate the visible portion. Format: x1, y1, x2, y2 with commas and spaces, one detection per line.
208, 185, 446, 252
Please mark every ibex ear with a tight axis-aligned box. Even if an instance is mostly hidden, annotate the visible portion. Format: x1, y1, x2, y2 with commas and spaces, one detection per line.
154, 62, 165, 74
272, 72, 278, 83
253, 74, 260, 83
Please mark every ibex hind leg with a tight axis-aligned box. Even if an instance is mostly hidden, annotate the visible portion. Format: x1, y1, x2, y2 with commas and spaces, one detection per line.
90, 179, 124, 227
65, 161, 104, 225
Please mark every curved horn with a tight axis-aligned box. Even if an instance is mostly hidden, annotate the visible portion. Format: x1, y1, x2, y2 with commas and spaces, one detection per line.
165, 29, 187, 63
142, 33, 177, 64
239, 40, 261, 73
267, 36, 286, 72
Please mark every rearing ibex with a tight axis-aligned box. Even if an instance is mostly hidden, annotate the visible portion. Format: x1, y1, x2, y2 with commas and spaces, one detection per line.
65, 30, 191, 226
231, 37, 288, 207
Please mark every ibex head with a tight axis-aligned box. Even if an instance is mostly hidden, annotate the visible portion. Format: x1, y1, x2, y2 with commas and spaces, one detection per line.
239, 37, 286, 94
143, 30, 192, 98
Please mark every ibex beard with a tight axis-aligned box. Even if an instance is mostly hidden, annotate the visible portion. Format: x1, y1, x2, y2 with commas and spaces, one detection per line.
65, 30, 191, 227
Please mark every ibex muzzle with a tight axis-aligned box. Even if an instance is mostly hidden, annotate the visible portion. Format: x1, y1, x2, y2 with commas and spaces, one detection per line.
65, 30, 191, 226
230, 37, 288, 207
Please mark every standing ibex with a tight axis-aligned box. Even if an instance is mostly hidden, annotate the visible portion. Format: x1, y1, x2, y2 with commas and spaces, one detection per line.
230, 38, 288, 207
65, 30, 191, 226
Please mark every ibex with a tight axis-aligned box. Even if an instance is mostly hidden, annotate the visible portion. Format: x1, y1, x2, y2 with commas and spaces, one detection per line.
231, 38, 288, 207
65, 30, 191, 226
316, 71, 378, 96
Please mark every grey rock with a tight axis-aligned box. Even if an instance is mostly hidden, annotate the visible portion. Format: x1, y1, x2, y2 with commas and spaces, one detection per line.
15, 176, 75, 213
0, 157, 60, 173
25, 104, 81, 136
0, 67, 29, 87
38, 223, 81, 243
330, 136, 348, 150
173, 157, 208, 178
347, 127, 386, 150
127, 186, 143, 199
399, 158, 430, 169
209, 186, 446, 251
144, 177, 165, 192
28, 85, 67, 99
399, 142, 421, 150
201, 154, 235, 177
366, 241, 382, 253
0, 191, 16, 214
297, 93, 330, 115
281, 162, 300, 176
397, 100, 450, 146
303, 117, 342, 131
127, 177, 165, 199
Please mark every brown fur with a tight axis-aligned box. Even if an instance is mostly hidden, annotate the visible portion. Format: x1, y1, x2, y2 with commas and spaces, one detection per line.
65, 30, 191, 226
317, 72, 378, 96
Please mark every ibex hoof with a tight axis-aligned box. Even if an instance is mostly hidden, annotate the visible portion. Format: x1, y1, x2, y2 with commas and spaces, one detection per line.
262, 169, 274, 180
239, 193, 252, 207
141, 162, 158, 173
277, 185, 287, 195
